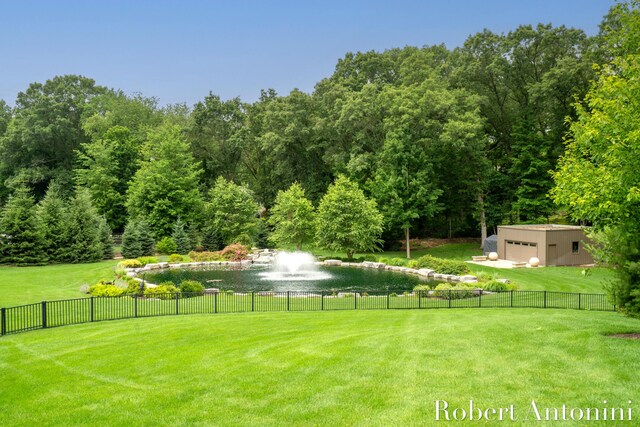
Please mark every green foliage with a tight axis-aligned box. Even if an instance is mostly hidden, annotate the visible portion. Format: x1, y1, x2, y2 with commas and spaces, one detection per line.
126, 124, 204, 237
315, 175, 384, 260
388, 258, 407, 267
481, 280, 517, 292
36, 182, 67, 263
205, 177, 259, 246
552, 5, 640, 316
413, 284, 432, 293
220, 243, 250, 261
97, 216, 114, 260
0, 186, 46, 265
126, 280, 145, 295
179, 280, 205, 294
201, 226, 224, 251
188, 251, 225, 262
268, 182, 315, 250
144, 283, 179, 299
432, 283, 476, 299
60, 188, 102, 263
136, 256, 158, 266
88, 281, 125, 297
171, 218, 191, 254
156, 236, 177, 255
412, 255, 470, 275
121, 219, 155, 259
168, 254, 184, 263
117, 259, 143, 269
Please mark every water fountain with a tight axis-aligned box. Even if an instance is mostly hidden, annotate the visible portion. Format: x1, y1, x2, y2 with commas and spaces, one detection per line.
258, 251, 332, 281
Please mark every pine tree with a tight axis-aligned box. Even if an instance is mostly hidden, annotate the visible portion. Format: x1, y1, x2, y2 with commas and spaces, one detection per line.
97, 216, 114, 260
202, 226, 224, 251
0, 186, 47, 265
138, 219, 155, 256
171, 218, 191, 254
62, 188, 102, 263
37, 181, 67, 262
121, 220, 143, 259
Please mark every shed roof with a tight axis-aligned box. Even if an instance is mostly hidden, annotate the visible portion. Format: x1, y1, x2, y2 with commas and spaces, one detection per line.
498, 224, 584, 232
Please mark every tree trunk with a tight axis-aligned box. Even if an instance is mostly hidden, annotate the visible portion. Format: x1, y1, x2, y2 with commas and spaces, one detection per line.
405, 227, 411, 259
478, 193, 487, 249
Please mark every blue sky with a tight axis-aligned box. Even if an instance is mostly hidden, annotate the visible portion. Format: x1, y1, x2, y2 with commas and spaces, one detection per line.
1, 0, 614, 106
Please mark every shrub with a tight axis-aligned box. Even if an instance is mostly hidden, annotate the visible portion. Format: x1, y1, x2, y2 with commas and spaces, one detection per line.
117, 259, 143, 269
432, 283, 476, 300
413, 255, 470, 275
481, 280, 518, 292
156, 237, 177, 255
137, 256, 159, 266
377, 257, 389, 264
220, 243, 250, 261
169, 254, 185, 263
362, 254, 377, 262
89, 281, 125, 297
179, 280, 205, 294
407, 260, 420, 269
388, 257, 407, 267
126, 280, 145, 295
413, 284, 431, 294
144, 283, 179, 299
188, 251, 225, 262
389, 292, 398, 297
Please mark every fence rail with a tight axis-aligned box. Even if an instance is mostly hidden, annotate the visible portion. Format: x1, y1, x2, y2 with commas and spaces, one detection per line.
0, 290, 615, 337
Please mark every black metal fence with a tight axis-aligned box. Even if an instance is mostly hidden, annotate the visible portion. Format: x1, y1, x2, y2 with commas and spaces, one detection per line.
0, 290, 615, 337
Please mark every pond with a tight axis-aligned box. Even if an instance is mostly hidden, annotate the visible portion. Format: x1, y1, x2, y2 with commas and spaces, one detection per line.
144, 265, 429, 292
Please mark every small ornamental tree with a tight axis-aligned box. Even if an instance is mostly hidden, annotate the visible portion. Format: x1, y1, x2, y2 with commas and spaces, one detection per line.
171, 218, 191, 254
268, 182, 315, 250
61, 188, 102, 263
0, 186, 46, 264
315, 175, 384, 260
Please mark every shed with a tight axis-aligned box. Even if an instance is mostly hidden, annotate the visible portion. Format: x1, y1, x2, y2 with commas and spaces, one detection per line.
497, 224, 594, 266
482, 234, 498, 256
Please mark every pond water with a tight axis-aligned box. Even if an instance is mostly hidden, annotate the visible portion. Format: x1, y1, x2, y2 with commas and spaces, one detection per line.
144, 265, 429, 292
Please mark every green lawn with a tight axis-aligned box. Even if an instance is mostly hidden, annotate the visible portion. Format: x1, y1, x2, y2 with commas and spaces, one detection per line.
0, 309, 639, 426
0, 261, 118, 307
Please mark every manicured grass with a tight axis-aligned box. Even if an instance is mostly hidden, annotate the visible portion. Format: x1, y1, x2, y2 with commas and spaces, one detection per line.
0, 309, 639, 426
0, 261, 118, 308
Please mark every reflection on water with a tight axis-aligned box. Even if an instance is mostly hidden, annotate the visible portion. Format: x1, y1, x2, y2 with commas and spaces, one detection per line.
145, 265, 428, 292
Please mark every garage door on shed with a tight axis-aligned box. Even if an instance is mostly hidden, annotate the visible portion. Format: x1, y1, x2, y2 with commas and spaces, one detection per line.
504, 240, 538, 262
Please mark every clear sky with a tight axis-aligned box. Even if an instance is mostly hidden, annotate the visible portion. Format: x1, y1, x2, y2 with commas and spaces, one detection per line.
1, 0, 614, 107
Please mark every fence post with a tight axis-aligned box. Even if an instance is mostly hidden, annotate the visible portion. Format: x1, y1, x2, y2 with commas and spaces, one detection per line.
214, 291, 218, 314
134, 297, 138, 318
252, 292, 255, 312
386, 289, 390, 309
1, 307, 5, 336
510, 290, 513, 308
418, 291, 421, 309
321, 291, 324, 310
544, 291, 547, 309
287, 291, 290, 311
448, 291, 452, 308
41, 301, 47, 329
479, 290, 482, 307
90, 296, 95, 322
175, 293, 179, 315
354, 292, 357, 310
578, 293, 581, 310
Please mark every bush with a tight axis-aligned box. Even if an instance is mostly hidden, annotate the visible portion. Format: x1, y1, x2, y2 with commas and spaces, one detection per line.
89, 281, 125, 297
179, 280, 205, 294
413, 255, 470, 275
407, 260, 420, 269
156, 237, 177, 255
144, 283, 179, 299
169, 254, 185, 263
137, 256, 159, 266
481, 280, 518, 292
126, 279, 145, 295
413, 284, 431, 294
377, 257, 389, 264
188, 251, 225, 262
388, 257, 407, 266
117, 259, 143, 269
220, 243, 250, 261
432, 283, 476, 300
362, 254, 378, 262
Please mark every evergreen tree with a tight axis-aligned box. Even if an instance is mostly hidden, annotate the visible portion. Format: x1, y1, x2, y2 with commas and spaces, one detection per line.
201, 226, 224, 251
138, 219, 155, 256
62, 188, 102, 263
121, 220, 143, 259
37, 181, 67, 262
97, 216, 114, 260
171, 218, 191, 254
0, 186, 46, 264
